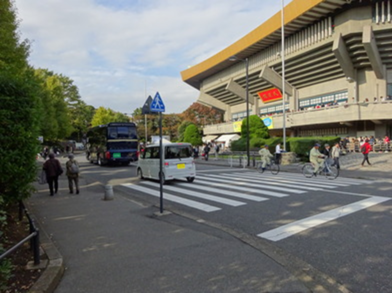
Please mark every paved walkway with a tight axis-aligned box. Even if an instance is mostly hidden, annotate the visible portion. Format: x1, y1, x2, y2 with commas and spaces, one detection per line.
28, 155, 313, 293
28, 152, 391, 292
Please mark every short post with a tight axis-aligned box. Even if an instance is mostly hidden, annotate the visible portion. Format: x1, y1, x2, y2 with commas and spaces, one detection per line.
104, 185, 114, 200
242, 155, 247, 169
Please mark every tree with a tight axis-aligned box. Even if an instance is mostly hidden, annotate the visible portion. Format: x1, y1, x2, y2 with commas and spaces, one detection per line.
91, 106, 129, 127
241, 115, 269, 140
0, 0, 41, 204
183, 124, 203, 146
177, 120, 194, 142
181, 102, 223, 126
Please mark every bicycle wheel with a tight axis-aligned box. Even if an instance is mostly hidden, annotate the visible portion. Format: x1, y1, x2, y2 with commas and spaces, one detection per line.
270, 162, 280, 175
257, 162, 264, 173
302, 164, 314, 178
325, 165, 339, 180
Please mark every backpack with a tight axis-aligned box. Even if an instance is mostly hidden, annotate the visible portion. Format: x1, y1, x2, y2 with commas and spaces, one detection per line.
70, 161, 79, 174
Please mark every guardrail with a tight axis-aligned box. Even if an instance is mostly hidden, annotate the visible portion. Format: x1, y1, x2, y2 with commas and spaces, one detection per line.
0, 201, 40, 265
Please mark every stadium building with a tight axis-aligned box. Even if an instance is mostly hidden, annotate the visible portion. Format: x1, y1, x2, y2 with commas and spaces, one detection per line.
181, 0, 392, 145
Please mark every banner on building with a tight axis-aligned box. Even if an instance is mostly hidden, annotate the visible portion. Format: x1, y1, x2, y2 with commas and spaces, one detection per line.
233, 121, 242, 132
257, 88, 282, 103
262, 117, 274, 129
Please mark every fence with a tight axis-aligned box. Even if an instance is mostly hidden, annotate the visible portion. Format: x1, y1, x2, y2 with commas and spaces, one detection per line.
346, 142, 391, 153
0, 201, 40, 265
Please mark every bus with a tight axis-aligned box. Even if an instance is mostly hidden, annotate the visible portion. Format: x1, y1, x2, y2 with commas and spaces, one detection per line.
86, 122, 139, 166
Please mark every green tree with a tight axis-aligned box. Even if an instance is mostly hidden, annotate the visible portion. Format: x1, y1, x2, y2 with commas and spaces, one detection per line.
241, 115, 269, 140
177, 120, 194, 142
91, 106, 129, 126
183, 124, 202, 146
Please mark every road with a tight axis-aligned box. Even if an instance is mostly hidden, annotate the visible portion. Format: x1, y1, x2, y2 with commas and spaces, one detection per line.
80, 155, 392, 293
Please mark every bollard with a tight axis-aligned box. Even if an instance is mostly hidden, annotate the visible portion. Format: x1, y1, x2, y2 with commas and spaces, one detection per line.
104, 185, 114, 200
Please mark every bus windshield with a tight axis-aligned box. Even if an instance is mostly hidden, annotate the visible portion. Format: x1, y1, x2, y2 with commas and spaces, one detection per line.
108, 126, 137, 139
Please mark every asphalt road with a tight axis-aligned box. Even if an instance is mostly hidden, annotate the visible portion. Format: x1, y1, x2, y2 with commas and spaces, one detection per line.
80, 155, 392, 293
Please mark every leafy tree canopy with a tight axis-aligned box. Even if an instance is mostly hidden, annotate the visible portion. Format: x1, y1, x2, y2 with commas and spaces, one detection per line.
241, 115, 269, 140
91, 106, 129, 127
183, 124, 202, 146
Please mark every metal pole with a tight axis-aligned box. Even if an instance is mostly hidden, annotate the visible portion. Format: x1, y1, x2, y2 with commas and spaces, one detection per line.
281, 0, 287, 151
246, 58, 250, 166
159, 112, 163, 213
144, 114, 147, 143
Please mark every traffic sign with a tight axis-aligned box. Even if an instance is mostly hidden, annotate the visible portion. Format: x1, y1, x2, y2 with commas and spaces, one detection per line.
142, 95, 153, 115
150, 92, 165, 112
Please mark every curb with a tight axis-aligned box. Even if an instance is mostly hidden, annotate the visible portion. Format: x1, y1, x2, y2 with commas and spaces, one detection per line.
27, 204, 64, 293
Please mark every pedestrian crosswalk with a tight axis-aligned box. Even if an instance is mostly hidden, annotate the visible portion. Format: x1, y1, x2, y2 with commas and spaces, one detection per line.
121, 172, 374, 213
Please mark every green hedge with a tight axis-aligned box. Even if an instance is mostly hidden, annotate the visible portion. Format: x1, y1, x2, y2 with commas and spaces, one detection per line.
231, 136, 340, 160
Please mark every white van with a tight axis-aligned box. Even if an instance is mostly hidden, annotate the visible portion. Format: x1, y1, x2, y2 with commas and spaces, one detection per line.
137, 143, 196, 183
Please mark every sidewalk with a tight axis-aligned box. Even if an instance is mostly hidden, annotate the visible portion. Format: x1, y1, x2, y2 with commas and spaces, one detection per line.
28, 156, 318, 293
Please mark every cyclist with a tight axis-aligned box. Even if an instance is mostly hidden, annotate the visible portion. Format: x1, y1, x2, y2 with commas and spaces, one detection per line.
259, 144, 273, 172
309, 143, 325, 176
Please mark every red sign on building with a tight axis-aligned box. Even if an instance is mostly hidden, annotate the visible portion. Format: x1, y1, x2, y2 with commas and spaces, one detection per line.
257, 88, 282, 103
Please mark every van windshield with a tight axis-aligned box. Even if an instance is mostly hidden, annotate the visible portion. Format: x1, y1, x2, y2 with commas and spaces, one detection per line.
165, 145, 193, 159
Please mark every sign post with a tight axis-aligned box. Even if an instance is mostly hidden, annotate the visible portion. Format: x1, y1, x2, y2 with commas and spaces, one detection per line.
149, 92, 166, 213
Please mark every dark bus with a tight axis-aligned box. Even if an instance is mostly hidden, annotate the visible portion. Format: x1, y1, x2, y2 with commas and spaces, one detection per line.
86, 122, 139, 166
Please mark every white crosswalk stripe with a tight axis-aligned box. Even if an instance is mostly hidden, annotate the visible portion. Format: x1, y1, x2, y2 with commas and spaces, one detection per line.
141, 181, 246, 207
121, 172, 373, 213
197, 174, 307, 194
174, 182, 269, 202
122, 184, 220, 212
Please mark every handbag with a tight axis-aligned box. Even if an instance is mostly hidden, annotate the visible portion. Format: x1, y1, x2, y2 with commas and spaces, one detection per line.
38, 170, 47, 185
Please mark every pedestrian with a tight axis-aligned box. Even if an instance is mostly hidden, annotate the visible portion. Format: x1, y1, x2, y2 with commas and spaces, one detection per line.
331, 142, 341, 170
203, 143, 210, 161
214, 143, 220, 160
43, 153, 63, 196
66, 154, 80, 194
361, 139, 372, 167
275, 143, 282, 165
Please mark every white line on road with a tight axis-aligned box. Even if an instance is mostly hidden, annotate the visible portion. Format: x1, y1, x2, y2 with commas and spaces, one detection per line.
199, 174, 307, 194
122, 184, 220, 212
141, 181, 246, 207
257, 196, 391, 241
175, 182, 269, 202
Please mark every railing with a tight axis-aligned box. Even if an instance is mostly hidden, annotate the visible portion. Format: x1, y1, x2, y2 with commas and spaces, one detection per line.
0, 201, 40, 265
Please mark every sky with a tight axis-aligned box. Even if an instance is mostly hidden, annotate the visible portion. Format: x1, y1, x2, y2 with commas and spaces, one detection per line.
14, 0, 292, 114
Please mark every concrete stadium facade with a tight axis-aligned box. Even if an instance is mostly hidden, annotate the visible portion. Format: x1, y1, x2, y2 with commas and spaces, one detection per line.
181, 0, 392, 141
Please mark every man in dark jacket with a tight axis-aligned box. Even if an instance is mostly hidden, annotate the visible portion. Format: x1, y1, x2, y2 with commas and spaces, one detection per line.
43, 153, 62, 196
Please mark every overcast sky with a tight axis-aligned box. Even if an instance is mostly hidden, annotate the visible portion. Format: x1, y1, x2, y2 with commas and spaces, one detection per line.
14, 0, 292, 114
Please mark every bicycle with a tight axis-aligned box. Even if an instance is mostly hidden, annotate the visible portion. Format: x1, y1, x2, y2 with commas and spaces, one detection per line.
302, 158, 339, 180
257, 159, 280, 175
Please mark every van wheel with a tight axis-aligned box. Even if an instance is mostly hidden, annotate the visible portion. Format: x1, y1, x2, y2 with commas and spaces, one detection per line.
159, 172, 166, 185
186, 177, 195, 183
138, 168, 144, 179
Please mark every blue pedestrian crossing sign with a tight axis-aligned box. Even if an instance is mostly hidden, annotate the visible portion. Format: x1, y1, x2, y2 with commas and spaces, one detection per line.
150, 92, 165, 112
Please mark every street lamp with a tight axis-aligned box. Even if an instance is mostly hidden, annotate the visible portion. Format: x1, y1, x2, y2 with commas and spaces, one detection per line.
229, 56, 250, 166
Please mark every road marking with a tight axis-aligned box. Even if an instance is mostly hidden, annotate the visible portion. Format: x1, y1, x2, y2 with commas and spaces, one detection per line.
266, 172, 373, 185
175, 182, 269, 202
141, 181, 246, 207
122, 184, 220, 212
196, 169, 249, 173
191, 178, 288, 198
257, 196, 391, 241
223, 173, 324, 191
198, 174, 307, 194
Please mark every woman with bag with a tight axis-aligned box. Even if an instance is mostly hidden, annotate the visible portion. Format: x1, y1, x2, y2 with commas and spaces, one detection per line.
66, 154, 80, 194
43, 153, 63, 196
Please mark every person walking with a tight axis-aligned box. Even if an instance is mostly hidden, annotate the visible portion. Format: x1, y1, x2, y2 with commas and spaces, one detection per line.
214, 143, 220, 160
361, 139, 372, 166
275, 143, 282, 165
43, 153, 63, 196
331, 142, 341, 170
203, 144, 210, 161
66, 154, 80, 194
